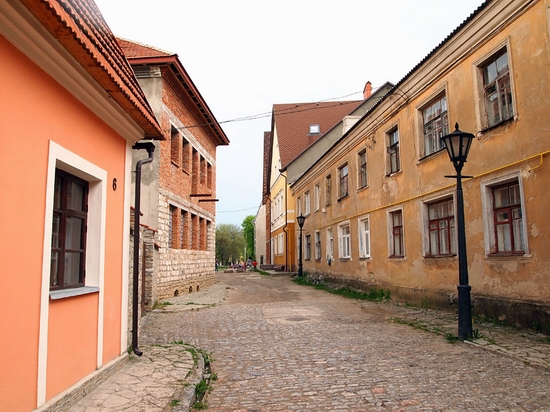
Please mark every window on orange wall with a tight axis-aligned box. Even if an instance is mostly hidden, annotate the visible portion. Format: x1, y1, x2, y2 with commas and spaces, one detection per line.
50, 169, 88, 290
422, 95, 448, 156
338, 164, 349, 199
427, 198, 456, 256
358, 150, 367, 189
315, 231, 321, 260
358, 216, 371, 259
387, 128, 400, 174
390, 210, 404, 257
338, 222, 351, 259
492, 182, 524, 253
325, 174, 332, 206
482, 49, 514, 128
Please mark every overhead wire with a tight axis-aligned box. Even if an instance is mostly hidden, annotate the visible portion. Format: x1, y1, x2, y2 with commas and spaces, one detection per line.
166, 87, 382, 133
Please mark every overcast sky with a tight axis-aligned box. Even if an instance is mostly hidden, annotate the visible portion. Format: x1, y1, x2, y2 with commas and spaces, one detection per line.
95, 0, 484, 226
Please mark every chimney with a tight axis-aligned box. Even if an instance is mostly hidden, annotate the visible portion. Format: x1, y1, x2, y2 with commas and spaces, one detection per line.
363, 81, 372, 99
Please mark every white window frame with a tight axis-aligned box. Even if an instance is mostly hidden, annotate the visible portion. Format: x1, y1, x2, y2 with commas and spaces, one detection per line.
296, 196, 302, 217
304, 191, 311, 215
277, 233, 284, 256
420, 92, 448, 157
338, 221, 351, 259
358, 215, 371, 259
326, 227, 334, 262
338, 163, 349, 199
314, 183, 321, 212
39, 141, 108, 402
305, 233, 311, 260
473, 40, 516, 131
315, 230, 321, 260
480, 172, 528, 256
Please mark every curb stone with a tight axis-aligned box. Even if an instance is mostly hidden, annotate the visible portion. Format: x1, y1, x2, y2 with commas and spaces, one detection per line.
172, 355, 204, 412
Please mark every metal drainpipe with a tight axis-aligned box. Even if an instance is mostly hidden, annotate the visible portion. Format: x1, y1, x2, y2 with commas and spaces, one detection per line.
131, 142, 155, 356
279, 170, 289, 271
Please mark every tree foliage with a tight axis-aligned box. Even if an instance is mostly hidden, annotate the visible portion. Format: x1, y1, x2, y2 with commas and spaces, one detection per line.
215, 224, 244, 266
241, 215, 255, 260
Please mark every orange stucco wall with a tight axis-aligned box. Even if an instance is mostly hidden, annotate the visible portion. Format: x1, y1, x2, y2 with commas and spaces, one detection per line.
46, 295, 99, 400
0, 32, 128, 410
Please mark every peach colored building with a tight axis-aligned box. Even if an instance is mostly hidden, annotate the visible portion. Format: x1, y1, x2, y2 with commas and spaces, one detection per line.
0, 1, 162, 410
292, 0, 550, 330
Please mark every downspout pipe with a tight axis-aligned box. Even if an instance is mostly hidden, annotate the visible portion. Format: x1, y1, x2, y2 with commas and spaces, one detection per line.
279, 170, 289, 271
131, 141, 155, 356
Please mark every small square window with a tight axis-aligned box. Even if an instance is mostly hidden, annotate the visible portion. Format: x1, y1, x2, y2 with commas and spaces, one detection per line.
309, 124, 320, 134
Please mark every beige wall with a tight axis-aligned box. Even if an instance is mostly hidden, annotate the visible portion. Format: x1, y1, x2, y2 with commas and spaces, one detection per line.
292, 0, 550, 328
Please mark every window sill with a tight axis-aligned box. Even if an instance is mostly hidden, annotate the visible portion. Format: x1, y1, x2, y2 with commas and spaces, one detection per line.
337, 194, 349, 202
418, 148, 446, 164
486, 252, 531, 260
50, 286, 100, 300
424, 254, 457, 259
386, 170, 402, 178
359, 256, 371, 260
339, 257, 351, 262
171, 160, 180, 168
480, 116, 515, 134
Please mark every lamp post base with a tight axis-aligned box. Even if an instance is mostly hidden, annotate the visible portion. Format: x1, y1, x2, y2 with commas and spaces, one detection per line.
457, 284, 473, 341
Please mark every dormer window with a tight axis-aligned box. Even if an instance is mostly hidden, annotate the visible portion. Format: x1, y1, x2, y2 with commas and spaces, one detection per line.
309, 124, 320, 135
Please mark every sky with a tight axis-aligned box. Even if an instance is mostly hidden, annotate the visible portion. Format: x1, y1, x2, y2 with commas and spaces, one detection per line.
95, 0, 485, 226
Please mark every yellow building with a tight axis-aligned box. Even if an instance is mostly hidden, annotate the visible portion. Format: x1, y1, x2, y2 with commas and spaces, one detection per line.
291, 0, 550, 330
265, 100, 368, 270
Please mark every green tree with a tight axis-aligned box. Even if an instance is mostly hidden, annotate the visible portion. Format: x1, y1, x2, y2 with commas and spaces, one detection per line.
215, 224, 244, 266
241, 215, 255, 260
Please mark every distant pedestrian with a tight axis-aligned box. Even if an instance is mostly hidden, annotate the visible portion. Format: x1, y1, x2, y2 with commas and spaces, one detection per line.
215, 259, 219, 271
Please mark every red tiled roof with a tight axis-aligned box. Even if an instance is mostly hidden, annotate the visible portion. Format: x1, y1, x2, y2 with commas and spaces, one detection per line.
274, 101, 362, 169
19, 0, 162, 139
117, 38, 174, 59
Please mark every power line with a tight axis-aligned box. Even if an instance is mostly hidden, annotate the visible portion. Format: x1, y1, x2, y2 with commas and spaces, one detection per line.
167, 88, 379, 133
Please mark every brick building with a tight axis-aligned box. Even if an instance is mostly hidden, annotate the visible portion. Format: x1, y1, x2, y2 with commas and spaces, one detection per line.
119, 39, 229, 308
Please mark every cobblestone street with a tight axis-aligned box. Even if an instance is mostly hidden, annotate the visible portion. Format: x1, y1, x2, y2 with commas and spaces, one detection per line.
138, 272, 550, 411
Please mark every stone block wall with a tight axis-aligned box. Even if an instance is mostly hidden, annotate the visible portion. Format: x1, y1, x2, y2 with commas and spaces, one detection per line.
153, 194, 216, 302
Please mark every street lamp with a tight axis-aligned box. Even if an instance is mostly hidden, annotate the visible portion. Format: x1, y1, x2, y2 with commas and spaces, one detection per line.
297, 214, 306, 277
441, 123, 474, 341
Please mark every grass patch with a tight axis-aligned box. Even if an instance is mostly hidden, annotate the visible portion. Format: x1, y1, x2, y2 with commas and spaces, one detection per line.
293, 275, 390, 301
170, 340, 215, 410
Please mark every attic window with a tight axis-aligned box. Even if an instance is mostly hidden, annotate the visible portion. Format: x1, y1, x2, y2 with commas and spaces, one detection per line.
309, 124, 320, 135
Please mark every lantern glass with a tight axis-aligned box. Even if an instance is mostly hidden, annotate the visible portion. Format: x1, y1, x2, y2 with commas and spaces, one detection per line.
441, 123, 474, 168
297, 214, 306, 228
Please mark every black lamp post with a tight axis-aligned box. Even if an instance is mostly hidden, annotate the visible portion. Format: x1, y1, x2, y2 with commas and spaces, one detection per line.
441, 123, 474, 341
297, 214, 306, 276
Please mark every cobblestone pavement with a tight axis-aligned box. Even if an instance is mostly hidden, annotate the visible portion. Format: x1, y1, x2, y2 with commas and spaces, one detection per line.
138, 272, 550, 411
